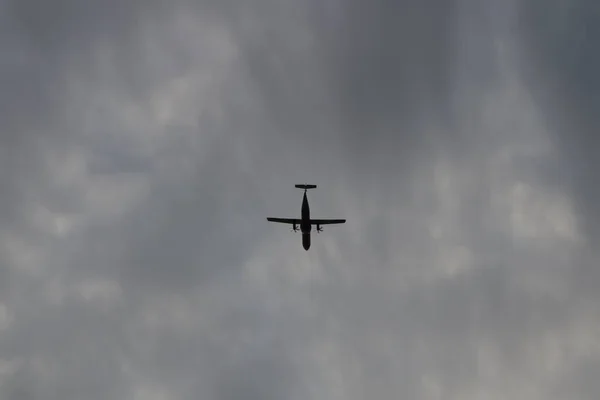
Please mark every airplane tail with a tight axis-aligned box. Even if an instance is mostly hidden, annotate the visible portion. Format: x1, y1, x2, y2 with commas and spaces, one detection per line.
295, 184, 317, 189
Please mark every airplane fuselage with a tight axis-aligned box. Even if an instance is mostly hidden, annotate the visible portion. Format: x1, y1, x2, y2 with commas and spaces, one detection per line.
301, 191, 311, 250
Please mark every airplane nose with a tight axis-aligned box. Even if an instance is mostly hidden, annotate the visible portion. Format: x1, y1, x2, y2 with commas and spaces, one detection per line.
302, 233, 311, 250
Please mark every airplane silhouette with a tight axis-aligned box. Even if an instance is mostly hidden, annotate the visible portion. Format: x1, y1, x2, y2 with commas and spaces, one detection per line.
267, 184, 346, 250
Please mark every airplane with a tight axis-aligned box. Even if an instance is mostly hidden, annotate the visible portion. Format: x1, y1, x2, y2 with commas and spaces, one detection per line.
267, 184, 346, 250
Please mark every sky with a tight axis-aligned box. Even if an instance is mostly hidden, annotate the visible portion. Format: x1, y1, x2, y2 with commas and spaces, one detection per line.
0, 0, 599, 399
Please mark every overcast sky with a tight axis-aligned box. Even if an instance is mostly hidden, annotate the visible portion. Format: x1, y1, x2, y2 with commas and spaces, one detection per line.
1, 0, 599, 399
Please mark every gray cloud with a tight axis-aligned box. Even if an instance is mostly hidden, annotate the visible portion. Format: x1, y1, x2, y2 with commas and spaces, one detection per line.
0, 0, 599, 399
517, 0, 600, 312
518, 0, 600, 241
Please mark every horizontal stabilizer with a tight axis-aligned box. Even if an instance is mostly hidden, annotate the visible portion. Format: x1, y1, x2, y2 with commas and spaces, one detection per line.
295, 184, 317, 189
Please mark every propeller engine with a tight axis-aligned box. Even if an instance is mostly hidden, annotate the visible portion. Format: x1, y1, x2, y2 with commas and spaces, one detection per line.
316, 224, 323, 233
291, 223, 299, 232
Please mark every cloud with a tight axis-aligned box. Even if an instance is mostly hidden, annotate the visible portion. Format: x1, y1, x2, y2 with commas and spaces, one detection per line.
518, 0, 600, 245
517, 7, 600, 379
0, 0, 599, 399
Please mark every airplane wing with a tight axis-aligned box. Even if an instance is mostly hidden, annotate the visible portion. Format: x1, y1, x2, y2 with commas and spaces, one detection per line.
310, 219, 346, 225
267, 218, 301, 224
